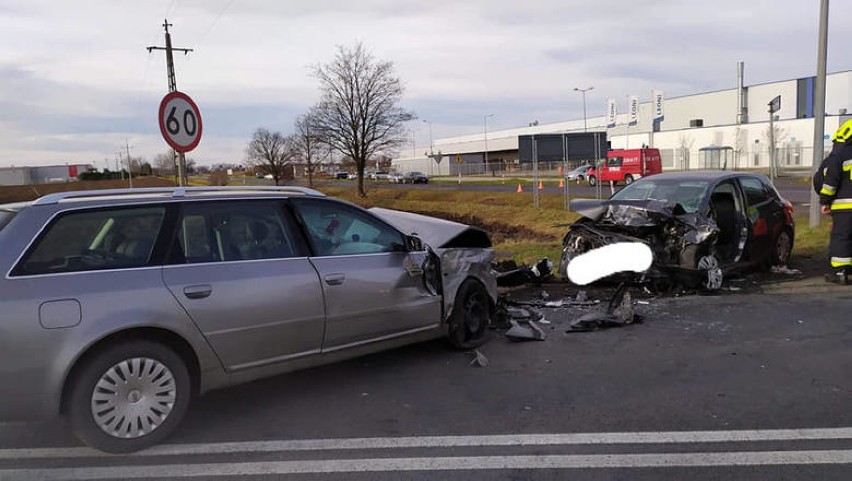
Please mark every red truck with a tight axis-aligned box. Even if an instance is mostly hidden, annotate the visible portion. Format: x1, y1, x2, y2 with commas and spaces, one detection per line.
587, 148, 662, 186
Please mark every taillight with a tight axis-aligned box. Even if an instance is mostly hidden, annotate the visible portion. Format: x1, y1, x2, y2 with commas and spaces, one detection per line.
782, 199, 794, 223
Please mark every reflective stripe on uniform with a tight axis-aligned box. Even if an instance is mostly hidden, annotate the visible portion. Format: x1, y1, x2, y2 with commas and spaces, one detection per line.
831, 257, 852, 268
821, 184, 837, 195
830, 198, 852, 210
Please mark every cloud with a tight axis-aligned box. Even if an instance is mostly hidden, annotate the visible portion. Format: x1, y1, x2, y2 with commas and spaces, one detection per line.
1, 0, 851, 166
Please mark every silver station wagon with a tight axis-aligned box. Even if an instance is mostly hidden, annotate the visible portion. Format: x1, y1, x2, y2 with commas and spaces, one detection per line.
0, 186, 496, 452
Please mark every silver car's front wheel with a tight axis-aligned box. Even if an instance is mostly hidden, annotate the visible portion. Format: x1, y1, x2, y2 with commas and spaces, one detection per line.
91, 358, 177, 439
67, 340, 191, 453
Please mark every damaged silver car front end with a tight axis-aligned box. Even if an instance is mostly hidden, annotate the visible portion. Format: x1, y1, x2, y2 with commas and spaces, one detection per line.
370, 208, 497, 347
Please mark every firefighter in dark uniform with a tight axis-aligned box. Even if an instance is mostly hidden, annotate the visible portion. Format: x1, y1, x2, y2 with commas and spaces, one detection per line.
818, 119, 852, 284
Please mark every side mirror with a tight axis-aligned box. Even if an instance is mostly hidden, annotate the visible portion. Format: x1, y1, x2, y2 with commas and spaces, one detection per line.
406, 234, 424, 252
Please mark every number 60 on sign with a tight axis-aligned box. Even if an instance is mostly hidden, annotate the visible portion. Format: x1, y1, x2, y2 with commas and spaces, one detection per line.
158, 91, 203, 153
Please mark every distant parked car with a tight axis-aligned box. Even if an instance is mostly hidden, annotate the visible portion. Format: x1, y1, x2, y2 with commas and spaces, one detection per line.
387, 172, 404, 184
403, 172, 429, 184
373, 171, 389, 181
565, 165, 592, 182
335, 171, 350, 180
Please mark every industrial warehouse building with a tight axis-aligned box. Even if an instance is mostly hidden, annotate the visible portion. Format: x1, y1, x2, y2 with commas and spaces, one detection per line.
0, 164, 92, 186
392, 67, 852, 176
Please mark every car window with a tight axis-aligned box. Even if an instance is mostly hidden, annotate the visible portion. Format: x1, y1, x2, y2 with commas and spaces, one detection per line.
171, 200, 304, 264
292, 198, 406, 256
13, 206, 166, 276
739, 177, 771, 207
607, 157, 623, 167
611, 179, 710, 213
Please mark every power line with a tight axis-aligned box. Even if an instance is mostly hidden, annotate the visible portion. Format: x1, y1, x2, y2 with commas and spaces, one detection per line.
194, 0, 237, 48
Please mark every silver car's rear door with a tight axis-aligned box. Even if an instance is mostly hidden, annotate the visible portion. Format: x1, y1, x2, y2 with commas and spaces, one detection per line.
162, 200, 326, 372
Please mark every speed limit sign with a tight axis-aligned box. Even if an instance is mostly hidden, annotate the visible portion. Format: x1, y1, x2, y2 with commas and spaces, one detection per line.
158, 91, 202, 152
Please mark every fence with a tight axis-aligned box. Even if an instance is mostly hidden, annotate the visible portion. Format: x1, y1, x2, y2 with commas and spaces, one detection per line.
444, 145, 829, 177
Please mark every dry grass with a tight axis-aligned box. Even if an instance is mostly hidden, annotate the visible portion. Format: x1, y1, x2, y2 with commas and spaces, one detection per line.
2, 180, 829, 266
318, 186, 576, 262
0, 177, 176, 204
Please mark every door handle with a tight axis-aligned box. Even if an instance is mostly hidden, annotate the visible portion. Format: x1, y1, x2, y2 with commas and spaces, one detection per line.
324, 273, 346, 286
183, 285, 212, 299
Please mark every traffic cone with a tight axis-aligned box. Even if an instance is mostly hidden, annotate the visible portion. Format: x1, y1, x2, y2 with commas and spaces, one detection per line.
538, 180, 544, 190
559, 178, 564, 188
517, 183, 523, 193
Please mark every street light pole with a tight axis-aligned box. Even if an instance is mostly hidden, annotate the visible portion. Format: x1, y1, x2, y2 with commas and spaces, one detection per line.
422, 119, 433, 154
484, 113, 494, 175
574, 86, 594, 132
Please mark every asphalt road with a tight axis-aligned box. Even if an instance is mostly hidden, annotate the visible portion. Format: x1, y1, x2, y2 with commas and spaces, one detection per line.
2, 284, 852, 480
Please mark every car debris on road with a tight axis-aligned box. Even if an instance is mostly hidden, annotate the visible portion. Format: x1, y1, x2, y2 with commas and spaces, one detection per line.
505, 319, 547, 341
567, 284, 642, 332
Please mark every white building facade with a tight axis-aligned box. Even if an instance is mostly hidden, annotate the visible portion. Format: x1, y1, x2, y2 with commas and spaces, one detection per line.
393, 70, 852, 176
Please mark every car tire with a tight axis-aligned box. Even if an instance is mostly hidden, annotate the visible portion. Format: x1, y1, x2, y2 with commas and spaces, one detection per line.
588, 175, 597, 187
624, 174, 634, 184
769, 228, 794, 268
697, 254, 723, 291
447, 279, 491, 349
66, 340, 192, 453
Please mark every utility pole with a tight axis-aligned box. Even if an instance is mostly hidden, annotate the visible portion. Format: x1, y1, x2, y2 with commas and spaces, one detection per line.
484, 114, 494, 176
125, 139, 134, 188
810, 0, 830, 228
147, 19, 193, 186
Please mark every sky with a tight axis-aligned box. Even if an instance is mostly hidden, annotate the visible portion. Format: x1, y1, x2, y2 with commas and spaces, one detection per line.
0, 0, 850, 168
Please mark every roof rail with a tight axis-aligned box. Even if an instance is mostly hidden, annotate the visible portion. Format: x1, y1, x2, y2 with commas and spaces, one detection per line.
31, 185, 325, 206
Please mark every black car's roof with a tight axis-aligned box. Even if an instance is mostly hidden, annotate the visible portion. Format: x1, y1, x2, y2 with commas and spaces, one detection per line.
642, 170, 764, 182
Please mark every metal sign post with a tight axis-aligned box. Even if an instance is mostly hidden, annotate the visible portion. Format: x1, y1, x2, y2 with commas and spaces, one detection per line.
768, 95, 781, 182
455, 155, 463, 184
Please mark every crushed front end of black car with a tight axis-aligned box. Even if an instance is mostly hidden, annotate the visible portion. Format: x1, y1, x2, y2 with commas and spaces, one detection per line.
559, 199, 723, 290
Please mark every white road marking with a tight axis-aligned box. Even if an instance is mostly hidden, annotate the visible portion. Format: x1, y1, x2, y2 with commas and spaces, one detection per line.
4, 450, 852, 479
4, 427, 852, 460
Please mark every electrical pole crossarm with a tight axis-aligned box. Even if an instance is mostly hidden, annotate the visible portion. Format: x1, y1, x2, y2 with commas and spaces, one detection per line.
147, 46, 193, 54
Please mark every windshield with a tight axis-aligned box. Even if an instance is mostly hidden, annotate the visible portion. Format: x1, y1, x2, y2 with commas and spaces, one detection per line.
610, 178, 710, 213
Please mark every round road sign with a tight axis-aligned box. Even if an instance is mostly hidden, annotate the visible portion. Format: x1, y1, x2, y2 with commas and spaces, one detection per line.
158, 91, 202, 153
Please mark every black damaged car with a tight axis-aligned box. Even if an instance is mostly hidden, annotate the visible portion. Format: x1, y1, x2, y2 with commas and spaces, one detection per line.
558, 171, 795, 290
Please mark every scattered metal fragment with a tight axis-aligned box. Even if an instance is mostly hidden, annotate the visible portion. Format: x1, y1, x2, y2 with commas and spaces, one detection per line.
468, 349, 489, 367
771, 265, 803, 275
506, 297, 599, 309
506, 320, 547, 341
538, 318, 551, 325
567, 283, 641, 332
494, 258, 553, 287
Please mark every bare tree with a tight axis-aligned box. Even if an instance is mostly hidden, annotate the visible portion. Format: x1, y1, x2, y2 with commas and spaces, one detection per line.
245, 128, 296, 186
293, 110, 328, 188
154, 151, 176, 176
677, 133, 695, 171
311, 42, 415, 197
